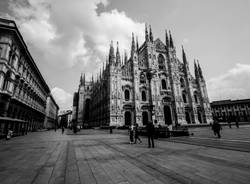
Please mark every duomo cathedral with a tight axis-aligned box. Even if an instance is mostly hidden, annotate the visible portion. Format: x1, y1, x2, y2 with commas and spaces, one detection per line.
72, 25, 213, 128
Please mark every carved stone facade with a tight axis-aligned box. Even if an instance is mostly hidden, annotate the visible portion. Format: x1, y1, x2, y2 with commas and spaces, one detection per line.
0, 18, 51, 135
74, 26, 213, 127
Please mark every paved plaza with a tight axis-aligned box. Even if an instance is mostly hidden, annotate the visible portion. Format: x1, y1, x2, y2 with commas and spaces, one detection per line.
1, 126, 250, 184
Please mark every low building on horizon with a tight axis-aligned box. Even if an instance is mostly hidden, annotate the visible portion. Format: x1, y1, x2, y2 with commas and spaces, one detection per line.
211, 99, 250, 122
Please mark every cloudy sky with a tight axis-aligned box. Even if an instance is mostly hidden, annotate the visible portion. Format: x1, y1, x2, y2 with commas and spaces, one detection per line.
1, 0, 250, 110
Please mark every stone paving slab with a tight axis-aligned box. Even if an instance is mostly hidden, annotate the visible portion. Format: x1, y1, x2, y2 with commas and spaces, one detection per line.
1, 128, 250, 184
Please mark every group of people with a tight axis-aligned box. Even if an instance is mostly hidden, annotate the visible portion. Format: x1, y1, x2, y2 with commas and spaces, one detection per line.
129, 121, 156, 148
227, 116, 240, 128
129, 123, 142, 144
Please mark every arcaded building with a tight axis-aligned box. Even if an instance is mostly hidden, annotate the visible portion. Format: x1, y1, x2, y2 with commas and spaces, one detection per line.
211, 99, 250, 122
0, 18, 51, 136
44, 94, 59, 129
73, 25, 213, 127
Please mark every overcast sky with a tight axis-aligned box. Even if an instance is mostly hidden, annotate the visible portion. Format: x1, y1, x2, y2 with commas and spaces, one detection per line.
1, 0, 250, 110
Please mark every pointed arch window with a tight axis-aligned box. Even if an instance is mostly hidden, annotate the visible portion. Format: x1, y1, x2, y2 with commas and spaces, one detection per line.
180, 78, 185, 88
158, 54, 165, 70
141, 90, 146, 101
161, 79, 167, 90
2, 71, 11, 90
125, 89, 130, 101
182, 92, 187, 103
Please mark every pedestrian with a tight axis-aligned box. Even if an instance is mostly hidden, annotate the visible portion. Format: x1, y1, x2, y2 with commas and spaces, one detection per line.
129, 125, 134, 144
109, 126, 113, 134
235, 116, 239, 128
134, 123, 142, 144
146, 121, 155, 148
212, 120, 222, 138
62, 126, 64, 134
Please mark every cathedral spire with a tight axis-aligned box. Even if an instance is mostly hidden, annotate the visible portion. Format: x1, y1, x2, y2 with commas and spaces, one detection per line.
124, 51, 128, 64
116, 41, 121, 66
149, 25, 154, 42
136, 36, 139, 53
109, 40, 115, 65
145, 23, 149, 42
131, 32, 136, 56
80, 73, 83, 85
169, 30, 174, 48
165, 29, 169, 49
182, 45, 187, 65
194, 59, 199, 78
197, 60, 204, 79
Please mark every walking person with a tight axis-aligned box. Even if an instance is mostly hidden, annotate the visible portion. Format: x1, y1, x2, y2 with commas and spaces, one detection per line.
62, 126, 64, 134
235, 116, 239, 128
129, 125, 134, 144
146, 121, 155, 148
134, 123, 142, 144
212, 120, 222, 138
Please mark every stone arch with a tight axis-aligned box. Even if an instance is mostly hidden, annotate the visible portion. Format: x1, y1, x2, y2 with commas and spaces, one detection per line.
158, 54, 165, 70
2, 70, 11, 90
182, 91, 187, 103
164, 105, 172, 125
124, 111, 131, 126
180, 78, 185, 88
141, 90, 146, 101
124, 89, 130, 101
194, 91, 199, 103
142, 111, 148, 125
161, 79, 167, 90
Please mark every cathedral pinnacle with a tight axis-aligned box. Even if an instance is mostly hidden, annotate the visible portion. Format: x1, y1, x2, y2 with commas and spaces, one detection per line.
197, 60, 204, 79
149, 25, 153, 42
145, 23, 149, 42
182, 45, 187, 65
116, 41, 121, 66
136, 36, 139, 53
131, 33, 136, 56
165, 29, 169, 49
169, 30, 174, 48
109, 40, 115, 65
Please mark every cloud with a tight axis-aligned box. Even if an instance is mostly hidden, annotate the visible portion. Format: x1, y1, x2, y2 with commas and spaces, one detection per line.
7, 0, 144, 76
207, 63, 250, 101
51, 87, 72, 111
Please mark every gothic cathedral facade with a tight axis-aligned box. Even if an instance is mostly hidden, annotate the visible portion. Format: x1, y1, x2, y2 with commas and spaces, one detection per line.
72, 26, 213, 128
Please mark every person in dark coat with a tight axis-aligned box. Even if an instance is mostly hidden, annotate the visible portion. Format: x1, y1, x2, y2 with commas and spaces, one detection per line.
212, 120, 222, 138
146, 121, 155, 148
235, 116, 239, 128
62, 126, 64, 134
134, 123, 142, 144
129, 125, 134, 144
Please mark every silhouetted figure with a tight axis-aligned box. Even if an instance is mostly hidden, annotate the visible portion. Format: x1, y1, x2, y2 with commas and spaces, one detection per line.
235, 116, 239, 128
212, 120, 222, 138
146, 121, 155, 148
134, 123, 142, 144
62, 126, 64, 134
109, 126, 113, 134
129, 125, 134, 144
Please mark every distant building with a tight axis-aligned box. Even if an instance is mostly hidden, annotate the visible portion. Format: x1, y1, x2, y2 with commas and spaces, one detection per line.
44, 94, 59, 129
74, 26, 213, 128
211, 99, 250, 122
0, 18, 52, 136
58, 110, 72, 128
